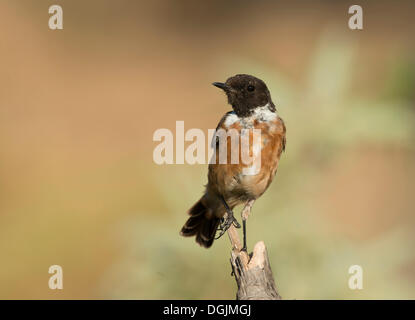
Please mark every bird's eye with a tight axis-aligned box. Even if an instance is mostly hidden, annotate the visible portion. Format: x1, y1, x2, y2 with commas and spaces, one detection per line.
247, 85, 255, 92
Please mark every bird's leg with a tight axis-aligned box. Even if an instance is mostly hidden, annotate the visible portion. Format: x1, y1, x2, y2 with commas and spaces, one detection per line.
215, 196, 241, 240
241, 200, 255, 251
220, 195, 241, 228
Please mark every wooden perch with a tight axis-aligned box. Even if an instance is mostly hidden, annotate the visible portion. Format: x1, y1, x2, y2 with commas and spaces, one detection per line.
227, 225, 281, 300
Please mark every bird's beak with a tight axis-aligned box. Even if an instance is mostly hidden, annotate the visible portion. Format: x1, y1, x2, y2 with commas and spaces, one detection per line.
212, 82, 227, 90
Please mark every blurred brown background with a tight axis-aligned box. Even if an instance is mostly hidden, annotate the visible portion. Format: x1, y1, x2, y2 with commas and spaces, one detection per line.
0, 0, 414, 299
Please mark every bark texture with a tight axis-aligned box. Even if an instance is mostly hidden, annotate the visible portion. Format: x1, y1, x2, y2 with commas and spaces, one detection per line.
227, 225, 281, 300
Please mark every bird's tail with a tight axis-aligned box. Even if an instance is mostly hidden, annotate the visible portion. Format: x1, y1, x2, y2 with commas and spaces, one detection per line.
180, 198, 220, 248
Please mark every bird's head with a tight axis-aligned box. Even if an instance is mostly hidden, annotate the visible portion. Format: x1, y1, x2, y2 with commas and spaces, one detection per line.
213, 74, 275, 117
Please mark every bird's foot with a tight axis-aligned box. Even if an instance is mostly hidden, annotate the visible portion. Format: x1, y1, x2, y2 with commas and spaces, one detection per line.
215, 212, 240, 240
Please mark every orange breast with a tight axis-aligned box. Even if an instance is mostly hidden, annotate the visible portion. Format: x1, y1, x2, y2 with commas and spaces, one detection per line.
208, 112, 286, 204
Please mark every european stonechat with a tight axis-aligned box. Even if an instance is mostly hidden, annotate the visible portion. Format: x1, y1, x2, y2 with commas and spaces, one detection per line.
180, 74, 286, 250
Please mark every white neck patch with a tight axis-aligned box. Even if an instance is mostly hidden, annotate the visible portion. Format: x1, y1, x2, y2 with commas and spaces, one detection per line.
224, 112, 239, 127
252, 103, 277, 122
223, 103, 277, 128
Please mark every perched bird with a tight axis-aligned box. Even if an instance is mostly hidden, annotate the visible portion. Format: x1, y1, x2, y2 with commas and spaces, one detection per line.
180, 74, 286, 249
